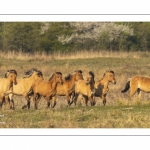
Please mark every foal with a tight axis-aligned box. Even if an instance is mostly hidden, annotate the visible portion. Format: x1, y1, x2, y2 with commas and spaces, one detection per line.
94, 71, 116, 106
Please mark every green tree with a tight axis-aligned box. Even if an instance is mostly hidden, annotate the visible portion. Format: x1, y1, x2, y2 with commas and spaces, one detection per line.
1, 22, 41, 52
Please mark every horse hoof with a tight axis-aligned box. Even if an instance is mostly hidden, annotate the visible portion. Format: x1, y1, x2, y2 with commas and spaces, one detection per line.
10, 107, 15, 110
22, 105, 26, 109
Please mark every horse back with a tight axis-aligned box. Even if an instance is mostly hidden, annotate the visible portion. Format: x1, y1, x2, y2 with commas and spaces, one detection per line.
131, 76, 150, 92
75, 80, 90, 94
0, 78, 11, 93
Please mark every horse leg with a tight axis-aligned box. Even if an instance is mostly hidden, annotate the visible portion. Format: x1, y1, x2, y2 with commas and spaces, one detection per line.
0, 96, 3, 109
22, 95, 30, 109
137, 88, 142, 100
102, 94, 107, 106
88, 96, 95, 106
69, 91, 75, 105
66, 93, 71, 106
73, 93, 79, 106
9, 94, 15, 110
45, 95, 52, 108
83, 95, 88, 106
129, 82, 138, 100
33, 93, 41, 110
51, 96, 57, 108
3, 96, 9, 109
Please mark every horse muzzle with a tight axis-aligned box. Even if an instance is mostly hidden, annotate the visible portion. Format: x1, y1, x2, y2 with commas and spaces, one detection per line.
13, 82, 17, 85
86, 81, 90, 85
60, 81, 63, 85
113, 81, 116, 84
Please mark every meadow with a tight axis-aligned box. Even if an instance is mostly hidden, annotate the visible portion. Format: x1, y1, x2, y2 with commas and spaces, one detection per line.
1, 50, 150, 128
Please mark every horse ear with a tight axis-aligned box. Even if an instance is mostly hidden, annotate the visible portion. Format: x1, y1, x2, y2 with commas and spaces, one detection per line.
5, 71, 10, 78
103, 73, 106, 77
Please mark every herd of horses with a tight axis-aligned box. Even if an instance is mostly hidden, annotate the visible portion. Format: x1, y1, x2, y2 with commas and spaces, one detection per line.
0, 68, 150, 110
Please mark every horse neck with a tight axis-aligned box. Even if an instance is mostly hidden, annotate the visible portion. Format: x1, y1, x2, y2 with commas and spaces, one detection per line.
25, 75, 37, 86
101, 76, 110, 87
68, 74, 77, 86
49, 76, 58, 90
89, 79, 95, 90
5, 78, 13, 89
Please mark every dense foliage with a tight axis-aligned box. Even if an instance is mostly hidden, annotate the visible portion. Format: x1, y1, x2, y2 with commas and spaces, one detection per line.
0, 22, 150, 53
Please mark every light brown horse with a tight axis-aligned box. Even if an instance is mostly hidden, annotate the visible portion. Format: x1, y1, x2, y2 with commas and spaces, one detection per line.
56, 70, 83, 106
0, 70, 17, 109
94, 71, 116, 106
33, 72, 63, 109
121, 76, 150, 100
6, 68, 43, 109
73, 71, 96, 106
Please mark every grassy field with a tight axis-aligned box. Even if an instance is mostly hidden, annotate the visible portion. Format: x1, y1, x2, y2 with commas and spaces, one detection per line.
1, 51, 150, 128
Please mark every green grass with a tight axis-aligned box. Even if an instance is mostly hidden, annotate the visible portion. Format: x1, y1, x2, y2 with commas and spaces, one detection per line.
1, 102, 150, 128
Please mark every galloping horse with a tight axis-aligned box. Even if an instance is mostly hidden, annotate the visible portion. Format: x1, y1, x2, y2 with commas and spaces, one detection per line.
121, 75, 150, 100
94, 71, 116, 106
0, 70, 17, 109
56, 70, 83, 106
33, 72, 63, 109
6, 68, 43, 109
73, 71, 96, 106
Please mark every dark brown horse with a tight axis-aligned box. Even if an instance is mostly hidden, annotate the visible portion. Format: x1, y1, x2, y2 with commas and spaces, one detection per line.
33, 72, 63, 109
73, 71, 96, 106
94, 71, 116, 106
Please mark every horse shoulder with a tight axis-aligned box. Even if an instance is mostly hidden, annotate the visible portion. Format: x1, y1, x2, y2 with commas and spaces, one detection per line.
0, 79, 7, 93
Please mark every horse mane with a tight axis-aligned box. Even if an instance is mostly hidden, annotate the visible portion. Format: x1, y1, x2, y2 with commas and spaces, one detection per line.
89, 71, 95, 79
75, 70, 82, 74
48, 72, 62, 81
48, 74, 54, 81
23, 68, 42, 78
109, 70, 114, 74
24, 68, 39, 75
65, 73, 72, 81
65, 70, 82, 81
4, 69, 17, 78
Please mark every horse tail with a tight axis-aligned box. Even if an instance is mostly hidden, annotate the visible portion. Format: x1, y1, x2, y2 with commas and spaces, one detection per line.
121, 78, 131, 93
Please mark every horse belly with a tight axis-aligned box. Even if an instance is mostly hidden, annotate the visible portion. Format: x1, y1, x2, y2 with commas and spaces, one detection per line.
140, 85, 150, 93
137, 77, 150, 92
94, 89, 102, 97
13, 84, 24, 95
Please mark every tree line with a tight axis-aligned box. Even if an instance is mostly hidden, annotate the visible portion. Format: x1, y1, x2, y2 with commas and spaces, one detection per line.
0, 22, 150, 53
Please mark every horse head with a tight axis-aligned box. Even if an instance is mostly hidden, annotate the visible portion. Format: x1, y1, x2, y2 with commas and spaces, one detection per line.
5, 69, 17, 85
49, 72, 63, 85
105, 70, 116, 84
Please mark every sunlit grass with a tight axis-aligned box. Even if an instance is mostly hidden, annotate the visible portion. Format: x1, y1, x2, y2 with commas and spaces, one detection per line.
0, 50, 150, 128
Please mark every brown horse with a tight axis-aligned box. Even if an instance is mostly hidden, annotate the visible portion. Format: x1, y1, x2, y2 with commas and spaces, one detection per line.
33, 72, 63, 109
0, 70, 17, 109
94, 71, 116, 106
55, 70, 83, 106
6, 68, 43, 110
73, 71, 96, 106
121, 76, 150, 100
